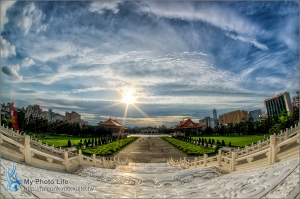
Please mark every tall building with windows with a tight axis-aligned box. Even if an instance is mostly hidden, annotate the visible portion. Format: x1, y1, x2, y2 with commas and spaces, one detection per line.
249, 109, 262, 121
219, 110, 249, 125
65, 111, 81, 123
213, 109, 217, 119
264, 92, 292, 116
292, 91, 299, 108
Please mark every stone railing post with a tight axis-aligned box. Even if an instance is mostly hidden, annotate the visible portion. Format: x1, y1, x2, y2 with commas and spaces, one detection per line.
246, 146, 249, 155
268, 135, 276, 164
230, 152, 236, 171
78, 149, 83, 165
64, 152, 70, 171
17, 130, 19, 134
284, 129, 289, 140
38, 140, 41, 150
24, 135, 32, 165
203, 154, 207, 167
217, 149, 222, 166
258, 140, 262, 150
93, 154, 96, 166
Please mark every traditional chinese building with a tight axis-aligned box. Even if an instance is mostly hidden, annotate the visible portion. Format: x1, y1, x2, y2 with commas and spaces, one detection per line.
171, 118, 203, 136
98, 117, 128, 136
140, 126, 159, 134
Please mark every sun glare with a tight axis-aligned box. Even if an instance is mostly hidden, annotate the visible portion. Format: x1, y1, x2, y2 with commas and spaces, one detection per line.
122, 94, 136, 105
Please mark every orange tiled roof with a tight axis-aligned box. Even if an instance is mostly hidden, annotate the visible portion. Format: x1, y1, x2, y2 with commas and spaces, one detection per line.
98, 117, 123, 127
171, 118, 203, 130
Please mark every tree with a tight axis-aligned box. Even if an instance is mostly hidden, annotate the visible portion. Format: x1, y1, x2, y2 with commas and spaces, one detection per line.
221, 140, 225, 146
228, 142, 231, 147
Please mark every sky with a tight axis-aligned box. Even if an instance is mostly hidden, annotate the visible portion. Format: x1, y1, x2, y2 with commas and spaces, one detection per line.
1, 1, 299, 128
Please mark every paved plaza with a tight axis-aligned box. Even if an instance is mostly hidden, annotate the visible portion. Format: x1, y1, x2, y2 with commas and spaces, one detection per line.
115, 135, 186, 163
1, 157, 298, 198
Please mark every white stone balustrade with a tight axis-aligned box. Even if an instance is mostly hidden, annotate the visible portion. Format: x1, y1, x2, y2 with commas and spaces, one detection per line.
0, 125, 132, 171
168, 124, 299, 172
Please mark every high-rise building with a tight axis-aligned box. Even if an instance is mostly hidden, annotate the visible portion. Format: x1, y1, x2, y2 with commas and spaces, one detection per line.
199, 116, 220, 129
26, 104, 42, 119
249, 109, 262, 121
219, 110, 249, 125
213, 109, 217, 119
292, 91, 299, 108
264, 92, 292, 116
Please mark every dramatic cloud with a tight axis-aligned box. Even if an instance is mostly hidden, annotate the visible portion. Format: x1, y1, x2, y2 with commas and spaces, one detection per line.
14, 2, 44, 35
1, 1, 16, 31
0, 1, 298, 126
1, 37, 16, 57
2, 65, 23, 81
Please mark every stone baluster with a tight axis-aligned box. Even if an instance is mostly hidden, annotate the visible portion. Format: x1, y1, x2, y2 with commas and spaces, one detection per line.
92, 154, 96, 167
203, 154, 207, 167
258, 140, 262, 150
24, 135, 32, 165
64, 152, 70, 171
246, 146, 249, 155
268, 134, 276, 164
217, 149, 221, 166
284, 129, 289, 140
230, 152, 236, 171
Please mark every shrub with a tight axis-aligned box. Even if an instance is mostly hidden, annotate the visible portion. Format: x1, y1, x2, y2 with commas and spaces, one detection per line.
68, 140, 71, 147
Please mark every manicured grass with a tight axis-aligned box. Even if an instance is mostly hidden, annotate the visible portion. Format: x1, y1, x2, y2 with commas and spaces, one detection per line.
161, 137, 215, 156
82, 137, 138, 156
35, 136, 106, 147
191, 135, 264, 147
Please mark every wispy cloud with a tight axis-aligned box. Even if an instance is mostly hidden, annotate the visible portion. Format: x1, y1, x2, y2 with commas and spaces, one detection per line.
89, 1, 120, 14
0, 1, 298, 126
225, 33, 268, 50
21, 57, 35, 67
13, 2, 44, 35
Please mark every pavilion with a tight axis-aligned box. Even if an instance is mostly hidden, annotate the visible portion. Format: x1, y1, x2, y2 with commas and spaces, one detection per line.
98, 117, 128, 136
171, 117, 203, 136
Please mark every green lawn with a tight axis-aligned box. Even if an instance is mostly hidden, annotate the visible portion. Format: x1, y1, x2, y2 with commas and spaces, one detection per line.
82, 137, 138, 156
34, 136, 106, 147
161, 137, 215, 156
191, 135, 264, 147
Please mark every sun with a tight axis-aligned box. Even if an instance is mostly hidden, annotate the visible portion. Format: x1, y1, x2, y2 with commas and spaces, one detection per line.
121, 94, 136, 105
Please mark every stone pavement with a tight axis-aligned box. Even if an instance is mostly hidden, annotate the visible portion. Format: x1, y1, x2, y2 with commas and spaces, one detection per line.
114, 136, 186, 163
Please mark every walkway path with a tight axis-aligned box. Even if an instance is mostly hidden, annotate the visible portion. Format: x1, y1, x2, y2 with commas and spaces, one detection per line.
115, 136, 186, 163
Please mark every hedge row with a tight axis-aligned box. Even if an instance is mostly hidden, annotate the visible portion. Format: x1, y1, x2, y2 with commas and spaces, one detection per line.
161, 137, 215, 155
82, 137, 138, 156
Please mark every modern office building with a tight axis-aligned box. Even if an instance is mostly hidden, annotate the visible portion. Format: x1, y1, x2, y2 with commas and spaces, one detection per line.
199, 117, 220, 129
292, 91, 299, 108
213, 108, 217, 119
264, 92, 293, 116
199, 109, 220, 129
219, 110, 249, 125
26, 104, 42, 119
65, 111, 81, 123
249, 109, 262, 121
